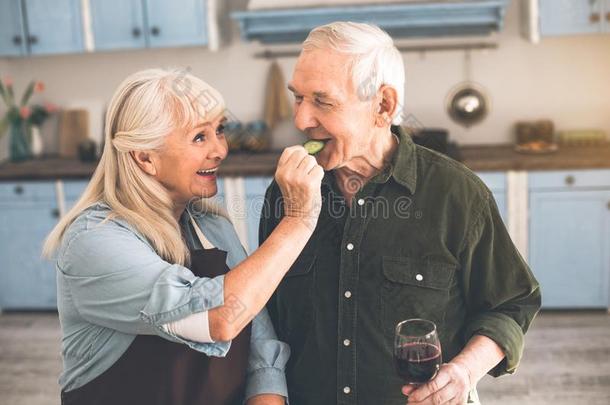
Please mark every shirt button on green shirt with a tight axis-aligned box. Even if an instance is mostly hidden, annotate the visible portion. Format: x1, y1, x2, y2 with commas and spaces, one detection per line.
259, 127, 541, 405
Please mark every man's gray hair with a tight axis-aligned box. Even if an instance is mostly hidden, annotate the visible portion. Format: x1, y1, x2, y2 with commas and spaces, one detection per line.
303, 21, 405, 125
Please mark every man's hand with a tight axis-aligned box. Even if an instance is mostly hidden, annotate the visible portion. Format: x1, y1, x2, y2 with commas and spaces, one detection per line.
246, 393, 286, 405
401, 362, 471, 404
401, 335, 505, 404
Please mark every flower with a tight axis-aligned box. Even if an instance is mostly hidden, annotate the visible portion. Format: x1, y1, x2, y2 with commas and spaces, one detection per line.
43, 102, 59, 113
2, 76, 13, 87
19, 106, 31, 119
34, 81, 45, 93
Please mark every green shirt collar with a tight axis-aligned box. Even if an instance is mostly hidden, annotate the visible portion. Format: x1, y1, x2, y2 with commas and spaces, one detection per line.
322, 126, 418, 194
369, 126, 418, 194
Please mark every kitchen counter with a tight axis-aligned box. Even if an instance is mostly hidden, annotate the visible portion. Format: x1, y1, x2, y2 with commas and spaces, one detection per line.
1, 144, 610, 181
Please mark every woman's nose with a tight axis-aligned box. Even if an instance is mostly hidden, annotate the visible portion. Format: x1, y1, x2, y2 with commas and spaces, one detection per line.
208, 135, 228, 161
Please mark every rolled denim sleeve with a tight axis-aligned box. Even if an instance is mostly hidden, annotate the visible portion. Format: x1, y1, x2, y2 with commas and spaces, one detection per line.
58, 222, 231, 357
460, 191, 541, 377
244, 307, 290, 402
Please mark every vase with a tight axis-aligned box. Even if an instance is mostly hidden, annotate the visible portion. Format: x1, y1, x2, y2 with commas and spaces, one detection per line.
31, 125, 43, 157
9, 120, 32, 162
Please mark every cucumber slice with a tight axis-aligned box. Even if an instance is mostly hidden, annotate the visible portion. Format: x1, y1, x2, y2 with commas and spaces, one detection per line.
303, 140, 326, 155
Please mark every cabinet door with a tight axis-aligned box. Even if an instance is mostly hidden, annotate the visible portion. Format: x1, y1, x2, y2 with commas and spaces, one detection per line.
529, 190, 610, 308
0, 200, 59, 310
144, 0, 207, 48
244, 176, 273, 253
475, 172, 507, 224
605, 0, 610, 32
539, 0, 604, 36
90, 0, 146, 51
23, 0, 84, 55
0, 0, 26, 56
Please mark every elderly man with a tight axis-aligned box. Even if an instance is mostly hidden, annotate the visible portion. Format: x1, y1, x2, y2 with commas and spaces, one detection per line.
259, 22, 541, 405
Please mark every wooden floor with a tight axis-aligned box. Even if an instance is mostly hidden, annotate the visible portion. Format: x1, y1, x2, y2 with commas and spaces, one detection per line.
0, 311, 609, 405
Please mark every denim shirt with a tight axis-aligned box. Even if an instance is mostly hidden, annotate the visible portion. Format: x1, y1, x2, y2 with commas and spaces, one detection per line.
55, 201, 290, 400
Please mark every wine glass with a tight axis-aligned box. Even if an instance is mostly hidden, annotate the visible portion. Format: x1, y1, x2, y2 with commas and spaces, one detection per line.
394, 319, 442, 385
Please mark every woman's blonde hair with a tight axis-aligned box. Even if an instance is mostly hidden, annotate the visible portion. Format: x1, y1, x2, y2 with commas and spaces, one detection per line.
43, 68, 226, 266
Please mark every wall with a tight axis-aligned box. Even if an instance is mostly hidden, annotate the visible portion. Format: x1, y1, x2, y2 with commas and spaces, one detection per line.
0, 60, 10, 162
1, 0, 609, 156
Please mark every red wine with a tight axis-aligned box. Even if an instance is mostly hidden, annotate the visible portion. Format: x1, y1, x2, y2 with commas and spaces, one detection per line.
395, 342, 442, 384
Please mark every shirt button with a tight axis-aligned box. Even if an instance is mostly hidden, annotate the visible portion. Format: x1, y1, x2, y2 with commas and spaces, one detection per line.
344, 291, 352, 298
343, 339, 351, 346
357, 198, 365, 206
415, 273, 424, 281
343, 386, 351, 394
346, 243, 354, 251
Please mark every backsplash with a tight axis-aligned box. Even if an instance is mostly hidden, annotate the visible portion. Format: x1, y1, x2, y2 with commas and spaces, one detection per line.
0, 0, 609, 162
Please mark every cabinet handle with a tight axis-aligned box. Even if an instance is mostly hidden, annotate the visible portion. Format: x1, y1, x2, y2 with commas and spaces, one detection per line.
12, 35, 22, 46
590, 12, 601, 23
151, 26, 160, 36
606, 12, 610, 22
14, 185, 24, 195
132, 27, 141, 38
28, 35, 38, 45
564, 175, 575, 186
51, 208, 60, 219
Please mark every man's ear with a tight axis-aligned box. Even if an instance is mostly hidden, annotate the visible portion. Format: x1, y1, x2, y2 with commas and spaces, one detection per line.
375, 85, 398, 127
130, 150, 158, 176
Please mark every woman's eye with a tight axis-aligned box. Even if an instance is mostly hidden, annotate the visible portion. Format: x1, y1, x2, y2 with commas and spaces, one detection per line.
193, 133, 206, 143
216, 124, 225, 136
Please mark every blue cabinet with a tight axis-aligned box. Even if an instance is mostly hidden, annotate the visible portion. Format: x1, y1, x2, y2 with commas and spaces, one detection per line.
475, 172, 507, 223
145, 0, 208, 48
529, 170, 610, 309
90, 0, 146, 51
0, 0, 27, 56
539, 0, 607, 36
0, 182, 59, 310
243, 176, 273, 253
24, 0, 84, 55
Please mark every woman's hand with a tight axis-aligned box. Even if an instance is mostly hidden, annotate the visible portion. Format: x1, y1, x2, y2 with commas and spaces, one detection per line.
401, 362, 472, 405
275, 146, 324, 230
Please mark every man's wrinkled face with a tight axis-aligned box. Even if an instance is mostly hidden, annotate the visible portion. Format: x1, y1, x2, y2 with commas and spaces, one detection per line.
289, 49, 377, 170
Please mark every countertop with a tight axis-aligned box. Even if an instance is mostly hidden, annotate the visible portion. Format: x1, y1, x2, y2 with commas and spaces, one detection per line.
1, 144, 610, 181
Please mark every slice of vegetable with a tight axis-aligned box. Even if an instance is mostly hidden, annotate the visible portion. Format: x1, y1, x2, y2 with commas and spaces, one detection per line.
303, 140, 326, 155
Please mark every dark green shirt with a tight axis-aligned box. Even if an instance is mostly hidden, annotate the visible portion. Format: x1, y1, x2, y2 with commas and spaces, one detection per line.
259, 128, 541, 405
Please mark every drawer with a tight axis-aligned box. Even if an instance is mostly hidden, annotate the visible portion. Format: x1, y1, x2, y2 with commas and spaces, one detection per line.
62, 180, 90, 201
0, 181, 57, 202
475, 172, 506, 192
529, 169, 610, 190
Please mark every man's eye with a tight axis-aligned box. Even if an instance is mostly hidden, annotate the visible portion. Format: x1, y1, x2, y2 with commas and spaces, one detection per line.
294, 95, 304, 104
216, 124, 225, 136
315, 99, 332, 107
193, 133, 206, 143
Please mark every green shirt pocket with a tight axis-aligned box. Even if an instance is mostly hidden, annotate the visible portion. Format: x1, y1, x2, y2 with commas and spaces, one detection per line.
381, 256, 456, 337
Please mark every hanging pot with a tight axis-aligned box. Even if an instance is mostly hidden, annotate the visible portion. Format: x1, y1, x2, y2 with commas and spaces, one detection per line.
445, 82, 490, 128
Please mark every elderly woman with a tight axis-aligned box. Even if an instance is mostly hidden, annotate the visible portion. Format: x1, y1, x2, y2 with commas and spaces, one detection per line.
43, 68, 323, 405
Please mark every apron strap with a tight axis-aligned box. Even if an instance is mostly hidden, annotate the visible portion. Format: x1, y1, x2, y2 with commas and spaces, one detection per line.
187, 211, 216, 250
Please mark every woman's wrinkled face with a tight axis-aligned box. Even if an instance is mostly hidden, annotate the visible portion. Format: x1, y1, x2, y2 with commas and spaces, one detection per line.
152, 114, 228, 206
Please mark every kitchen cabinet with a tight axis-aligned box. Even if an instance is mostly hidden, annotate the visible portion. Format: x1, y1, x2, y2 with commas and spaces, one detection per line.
475, 171, 507, 223
145, 0, 208, 48
89, 0, 146, 51
90, 0, 208, 52
243, 176, 273, 253
529, 170, 610, 308
0, 0, 27, 56
539, 0, 608, 36
0, 182, 59, 310
23, 0, 84, 55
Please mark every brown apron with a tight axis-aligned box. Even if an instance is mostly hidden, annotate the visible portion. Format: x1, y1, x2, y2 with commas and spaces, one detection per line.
61, 219, 252, 405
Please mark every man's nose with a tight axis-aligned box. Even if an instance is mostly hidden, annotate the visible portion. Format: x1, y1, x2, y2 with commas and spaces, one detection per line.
293, 102, 319, 132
